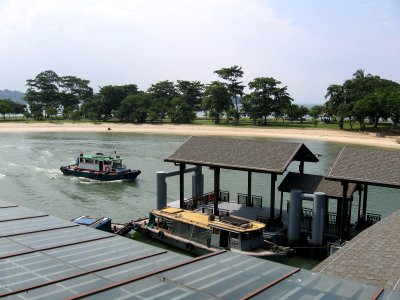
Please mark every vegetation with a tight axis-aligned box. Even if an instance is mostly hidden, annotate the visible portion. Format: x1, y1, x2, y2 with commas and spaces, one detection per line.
321, 69, 400, 130
1, 67, 399, 136
0, 99, 26, 119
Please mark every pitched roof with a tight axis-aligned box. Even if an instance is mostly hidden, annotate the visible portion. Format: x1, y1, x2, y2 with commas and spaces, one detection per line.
278, 172, 358, 200
165, 136, 318, 174
326, 147, 400, 189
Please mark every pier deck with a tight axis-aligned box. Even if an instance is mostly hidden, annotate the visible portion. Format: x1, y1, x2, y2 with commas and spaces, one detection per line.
313, 209, 400, 294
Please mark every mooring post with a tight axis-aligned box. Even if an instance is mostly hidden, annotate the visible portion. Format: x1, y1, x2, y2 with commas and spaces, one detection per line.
192, 165, 204, 198
311, 192, 326, 245
156, 171, 167, 209
288, 189, 302, 245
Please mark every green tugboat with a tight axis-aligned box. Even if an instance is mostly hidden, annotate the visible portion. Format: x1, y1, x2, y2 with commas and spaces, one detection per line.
60, 152, 141, 181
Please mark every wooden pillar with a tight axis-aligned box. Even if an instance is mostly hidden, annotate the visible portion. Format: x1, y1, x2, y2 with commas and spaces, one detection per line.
299, 161, 304, 174
362, 184, 368, 221
179, 163, 185, 208
247, 171, 252, 206
340, 182, 349, 243
214, 167, 220, 216
280, 191, 283, 218
270, 173, 277, 221
357, 185, 362, 221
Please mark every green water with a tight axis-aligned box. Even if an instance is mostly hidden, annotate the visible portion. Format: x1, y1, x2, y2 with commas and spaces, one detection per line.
0, 132, 398, 269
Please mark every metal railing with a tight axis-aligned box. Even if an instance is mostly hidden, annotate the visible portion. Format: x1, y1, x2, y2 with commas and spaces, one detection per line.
237, 193, 263, 207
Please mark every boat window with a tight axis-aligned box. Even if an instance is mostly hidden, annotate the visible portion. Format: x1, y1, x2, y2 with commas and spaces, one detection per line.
230, 232, 239, 240
104, 161, 111, 166
113, 161, 122, 168
213, 228, 221, 235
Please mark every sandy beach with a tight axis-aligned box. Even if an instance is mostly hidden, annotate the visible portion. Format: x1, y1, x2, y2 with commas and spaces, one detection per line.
0, 122, 399, 149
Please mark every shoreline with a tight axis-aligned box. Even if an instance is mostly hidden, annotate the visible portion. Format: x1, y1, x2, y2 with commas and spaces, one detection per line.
0, 122, 399, 149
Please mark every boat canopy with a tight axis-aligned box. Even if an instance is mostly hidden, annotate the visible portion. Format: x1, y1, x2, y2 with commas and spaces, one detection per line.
80, 153, 121, 161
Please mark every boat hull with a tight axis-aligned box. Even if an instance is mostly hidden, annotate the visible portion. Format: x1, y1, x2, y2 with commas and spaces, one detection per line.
132, 219, 290, 258
60, 166, 141, 181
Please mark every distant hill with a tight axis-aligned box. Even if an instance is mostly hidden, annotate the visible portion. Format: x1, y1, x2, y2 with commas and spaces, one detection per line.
0, 89, 26, 104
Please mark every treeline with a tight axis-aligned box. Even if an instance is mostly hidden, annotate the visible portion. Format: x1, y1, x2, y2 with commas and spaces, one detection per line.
22, 67, 298, 125
0, 99, 26, 119
2, 67, 400, 129
311, 69, 400, 130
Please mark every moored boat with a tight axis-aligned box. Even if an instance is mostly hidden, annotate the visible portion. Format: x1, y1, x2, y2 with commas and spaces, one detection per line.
133, 207, 292, 258
60, 152, 141, 181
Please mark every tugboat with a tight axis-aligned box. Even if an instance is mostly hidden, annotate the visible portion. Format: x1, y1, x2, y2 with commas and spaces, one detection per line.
60, 152, 141, 181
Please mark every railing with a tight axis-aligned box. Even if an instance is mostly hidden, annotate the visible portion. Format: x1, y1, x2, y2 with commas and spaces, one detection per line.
183, 192, 213, 210
219, 190, 230, 202
237, 193, 263, 207
366, 212, 381, 225
325, 212, 338, 235
183, 190, 230, 210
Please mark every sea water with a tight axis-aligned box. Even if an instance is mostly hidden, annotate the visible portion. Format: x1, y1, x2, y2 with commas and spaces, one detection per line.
0, 131, 398, 268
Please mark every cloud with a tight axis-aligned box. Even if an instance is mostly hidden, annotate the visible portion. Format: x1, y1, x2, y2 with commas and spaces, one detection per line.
0, 0, 399, 104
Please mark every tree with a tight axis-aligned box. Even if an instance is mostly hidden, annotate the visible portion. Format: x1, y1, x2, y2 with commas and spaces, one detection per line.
385, 90, 400, 129
309, 105, 325, 120
325, 84, 346, 128
25, 70, 60, 118
147, 80, 177, 121
214, 66, 244, 123
96, 84, 139, 120
117, 92, 151, 123
168, 96, 196, 123
240, 94, 259, 124
59, 76, 93, 117
297, 105, 310, 123
0, 99, 25, 119
202, 81, 232, 124
80, 96, 103, 121
242, 77, 292, 125
176, 80, 204, 112
285, 104, 309, 123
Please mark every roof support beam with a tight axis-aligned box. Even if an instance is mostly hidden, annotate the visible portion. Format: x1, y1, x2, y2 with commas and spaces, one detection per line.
340, 181, 349, 243
247, 171, 252, 206
362, 184, 368, 222
270, 173, 277, 222
179, 163, 185, 208
214, 167, 220, 216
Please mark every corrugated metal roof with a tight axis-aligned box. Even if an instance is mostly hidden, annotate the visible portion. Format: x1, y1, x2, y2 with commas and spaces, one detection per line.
326, 147, 400, 188
278, 172, 358, 199
1, 201, 397, 299
165, 136, 319, 174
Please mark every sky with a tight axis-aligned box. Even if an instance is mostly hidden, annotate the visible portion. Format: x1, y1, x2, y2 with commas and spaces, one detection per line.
0, 0, 399, 105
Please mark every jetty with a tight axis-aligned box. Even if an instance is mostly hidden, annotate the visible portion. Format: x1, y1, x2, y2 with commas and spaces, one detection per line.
154, 136, 394, 252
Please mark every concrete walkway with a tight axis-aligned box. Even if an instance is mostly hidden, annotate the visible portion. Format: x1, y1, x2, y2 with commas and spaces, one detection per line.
313, 209, 400, 292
